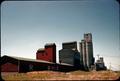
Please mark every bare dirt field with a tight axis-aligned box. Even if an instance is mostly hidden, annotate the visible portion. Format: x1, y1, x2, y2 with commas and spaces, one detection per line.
1, 70, 120, 80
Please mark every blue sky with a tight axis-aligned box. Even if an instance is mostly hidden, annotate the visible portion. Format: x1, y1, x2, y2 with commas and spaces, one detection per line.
1, 0, 119, 70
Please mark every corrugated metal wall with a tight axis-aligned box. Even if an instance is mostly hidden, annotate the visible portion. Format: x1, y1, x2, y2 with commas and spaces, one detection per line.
1, 62, 18, 72
59, 49, 75, 65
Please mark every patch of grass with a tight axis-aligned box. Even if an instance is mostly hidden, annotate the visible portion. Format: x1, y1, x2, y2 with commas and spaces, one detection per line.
1, 70, 120, 80
114, 71, 120, 78
27, 73, 51, 80
1, 72, 29, 80
69, 70, 91, 75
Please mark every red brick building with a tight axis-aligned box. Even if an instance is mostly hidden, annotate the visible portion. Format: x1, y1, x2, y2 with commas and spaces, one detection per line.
36, 43, 56, 63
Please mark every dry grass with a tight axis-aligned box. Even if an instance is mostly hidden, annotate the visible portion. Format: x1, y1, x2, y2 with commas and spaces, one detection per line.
1, 72, 28, 80
1, 70, 120, 80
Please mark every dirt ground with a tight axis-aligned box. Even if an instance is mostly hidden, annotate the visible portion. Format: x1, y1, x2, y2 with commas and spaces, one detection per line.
1, 70, 120, 80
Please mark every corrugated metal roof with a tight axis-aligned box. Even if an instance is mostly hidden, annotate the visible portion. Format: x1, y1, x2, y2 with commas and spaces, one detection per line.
3, 55, 54, 64
37, 48, 45, 51
45, 43, 55, 46
2, 55, 74, 67
62, 41, 77, 44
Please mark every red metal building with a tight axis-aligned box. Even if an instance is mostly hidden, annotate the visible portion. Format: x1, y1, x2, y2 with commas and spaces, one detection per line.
1, 55, 54, 72
1, 62, 18, 72
1, 55, 75, 72
36, 43, 56, 63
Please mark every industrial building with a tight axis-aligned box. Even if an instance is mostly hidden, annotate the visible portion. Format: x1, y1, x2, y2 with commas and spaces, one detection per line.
1, 43, 76, 72
59, 41, 83, 69
79, 33, 95, 70
1, 33, 106, 72
59, 41, 78, 65
1, 55, 54, 72
1, 55, 76, 72
36, 43, 56, 63
95, 56, 107, 71
62, 41, 77, 50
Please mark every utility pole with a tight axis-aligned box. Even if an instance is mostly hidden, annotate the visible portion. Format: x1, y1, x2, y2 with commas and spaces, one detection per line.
109, 62, 111, 71
119, 65, 120, 71
109, 62, 112, 79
